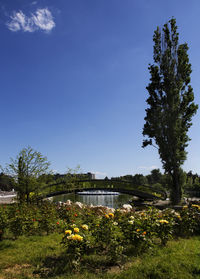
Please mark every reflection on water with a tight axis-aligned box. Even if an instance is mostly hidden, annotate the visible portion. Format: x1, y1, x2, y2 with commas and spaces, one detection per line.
53, 191, 132, 208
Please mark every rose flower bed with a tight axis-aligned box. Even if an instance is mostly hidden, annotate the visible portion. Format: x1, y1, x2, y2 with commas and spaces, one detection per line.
0, 200, 200, 271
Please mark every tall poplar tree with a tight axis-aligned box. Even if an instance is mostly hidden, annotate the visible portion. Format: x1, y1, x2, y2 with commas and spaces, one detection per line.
142, 18, 198, 204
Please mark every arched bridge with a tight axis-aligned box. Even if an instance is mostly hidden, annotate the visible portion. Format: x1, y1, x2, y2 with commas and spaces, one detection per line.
41, 179, 167, 201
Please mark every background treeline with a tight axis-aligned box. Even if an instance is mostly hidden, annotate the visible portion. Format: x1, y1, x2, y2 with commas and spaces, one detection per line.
110, 169, 200, 196
0, 172, 94, 192
1, 169, 200, 197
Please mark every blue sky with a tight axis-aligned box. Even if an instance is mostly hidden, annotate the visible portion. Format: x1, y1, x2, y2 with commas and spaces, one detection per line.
0, 0, 200, 178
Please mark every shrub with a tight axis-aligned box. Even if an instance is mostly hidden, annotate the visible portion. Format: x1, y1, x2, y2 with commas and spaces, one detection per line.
0, 205, 8, 240
61, 223, 94, 270
92, 213, 124, 263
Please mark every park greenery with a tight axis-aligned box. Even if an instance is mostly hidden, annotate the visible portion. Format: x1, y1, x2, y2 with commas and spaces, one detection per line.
1, 159, 200, 206
1, 162, 200, 202
0, 201, 200, 278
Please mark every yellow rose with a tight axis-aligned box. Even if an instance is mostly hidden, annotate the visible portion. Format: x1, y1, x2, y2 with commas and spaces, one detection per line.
67, 234, 74, 240
72, 234, 83, 241
108, 213, 114, 218
65, 230, 72, 235
159, 219, 169, 224
192, 204, 199, 208
74, 227, 79, 233
81, 224, 88, 230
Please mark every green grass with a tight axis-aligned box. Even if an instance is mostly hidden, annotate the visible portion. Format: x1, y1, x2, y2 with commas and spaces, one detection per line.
0, 234, 200, 279
0, 234, 63, 279
112, 237, 200, 279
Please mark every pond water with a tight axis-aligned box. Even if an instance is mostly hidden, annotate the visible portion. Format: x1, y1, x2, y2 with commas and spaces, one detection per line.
53, 191, 132, 208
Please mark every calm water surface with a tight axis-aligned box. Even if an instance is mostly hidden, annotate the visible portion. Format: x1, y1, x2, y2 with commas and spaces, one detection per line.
53, 191, 132, 208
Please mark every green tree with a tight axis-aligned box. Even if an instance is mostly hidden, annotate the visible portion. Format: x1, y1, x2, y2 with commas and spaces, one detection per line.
132, 174, 148, 186
147, 169, 162, 185
142, 18, 198, 204
6, 146, 51, 203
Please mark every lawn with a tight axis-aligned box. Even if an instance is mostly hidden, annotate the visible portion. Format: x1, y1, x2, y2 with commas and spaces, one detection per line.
0, 234, 200, 279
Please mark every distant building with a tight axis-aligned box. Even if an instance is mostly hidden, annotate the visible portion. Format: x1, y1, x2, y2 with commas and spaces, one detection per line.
87, 172, 95, 180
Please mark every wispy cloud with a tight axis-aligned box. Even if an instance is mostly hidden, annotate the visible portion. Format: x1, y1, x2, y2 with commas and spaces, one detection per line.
137, 165, 158, 171
32, 9, 55, 31
6, 8, 55, 33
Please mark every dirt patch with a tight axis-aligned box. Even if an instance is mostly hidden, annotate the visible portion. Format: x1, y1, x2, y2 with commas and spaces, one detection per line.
107, 265, 121, 274
107, 258, 141, 274
4, 264, 33, 278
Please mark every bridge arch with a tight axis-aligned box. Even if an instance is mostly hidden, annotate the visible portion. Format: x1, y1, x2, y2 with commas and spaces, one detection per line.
40, 179, 167, 201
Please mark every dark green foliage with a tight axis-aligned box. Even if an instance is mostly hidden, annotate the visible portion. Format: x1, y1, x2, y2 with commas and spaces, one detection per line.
0, 205, 8, 240
111, 174, 148, 186
147, 169, 162, 185
143, 18, 198, 204
0, 173, 14, 191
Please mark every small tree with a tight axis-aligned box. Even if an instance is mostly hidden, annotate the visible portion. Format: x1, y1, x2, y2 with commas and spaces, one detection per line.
6, 146, 50, 203
142, 18, 198, 204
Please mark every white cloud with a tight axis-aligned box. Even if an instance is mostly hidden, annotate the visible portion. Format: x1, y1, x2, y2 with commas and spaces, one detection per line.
6, 8, 55, 33
137, 165, 159, 171
32, 9, 55, 31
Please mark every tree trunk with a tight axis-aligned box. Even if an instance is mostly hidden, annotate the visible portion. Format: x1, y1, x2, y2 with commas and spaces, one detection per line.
170, 168, 182, 205
26, 181, 29, 204
27, 192, 30, 204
